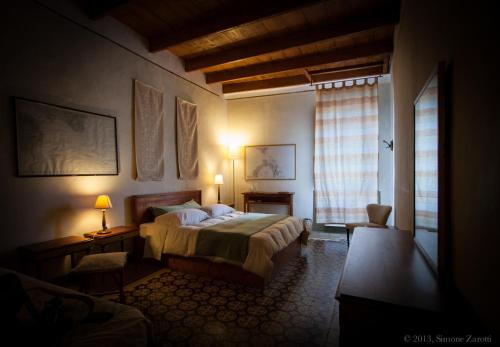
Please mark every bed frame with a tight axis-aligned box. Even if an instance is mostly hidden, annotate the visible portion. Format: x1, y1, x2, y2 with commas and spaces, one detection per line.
131, 190, 302, 287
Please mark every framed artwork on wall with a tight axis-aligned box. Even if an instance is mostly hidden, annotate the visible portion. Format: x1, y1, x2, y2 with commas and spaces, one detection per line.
245, 144, 296, 180
14, 97, 119, 176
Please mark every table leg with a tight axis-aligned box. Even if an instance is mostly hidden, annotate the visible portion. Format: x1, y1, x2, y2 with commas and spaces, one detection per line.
346, 227, 350, 247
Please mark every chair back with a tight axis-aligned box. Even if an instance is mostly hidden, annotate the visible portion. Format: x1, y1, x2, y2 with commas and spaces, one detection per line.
366, 204, 392, 226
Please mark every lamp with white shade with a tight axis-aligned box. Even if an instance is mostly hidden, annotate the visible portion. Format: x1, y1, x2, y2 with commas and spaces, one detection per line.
228, 145, 241, 206
214, 174, 224, 203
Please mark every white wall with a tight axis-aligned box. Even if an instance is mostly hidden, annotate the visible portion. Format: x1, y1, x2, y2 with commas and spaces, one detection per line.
378, 78, 395, 224
227, 83, 394, 224
0, 1, 228, 265
227, 92, 316, 219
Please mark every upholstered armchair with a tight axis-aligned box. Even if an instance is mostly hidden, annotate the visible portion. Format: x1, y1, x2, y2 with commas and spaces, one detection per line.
346, 204, 393, 233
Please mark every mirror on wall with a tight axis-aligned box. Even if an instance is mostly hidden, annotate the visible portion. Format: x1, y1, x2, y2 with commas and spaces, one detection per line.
413, 62, 446, 276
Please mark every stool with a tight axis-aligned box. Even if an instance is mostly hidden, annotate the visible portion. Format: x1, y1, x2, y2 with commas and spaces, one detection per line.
72, 252, 127, 303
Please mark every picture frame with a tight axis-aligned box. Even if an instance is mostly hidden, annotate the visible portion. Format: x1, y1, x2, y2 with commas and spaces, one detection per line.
245, 144, 296, 180
14, 97, 119, 176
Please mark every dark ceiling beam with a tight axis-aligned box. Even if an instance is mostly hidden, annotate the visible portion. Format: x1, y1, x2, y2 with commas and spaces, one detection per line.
148, 0, 323, 52
310, 64, 384, 83
184, 14, 398, 72
206, 39, 393, 84
383, 56, 390, 74
308, 61, 384, 75
223, 75, 311, 94
88, 0, 131, 19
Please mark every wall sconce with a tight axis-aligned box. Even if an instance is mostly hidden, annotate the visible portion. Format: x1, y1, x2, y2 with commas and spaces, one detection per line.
383, 139, 394, 151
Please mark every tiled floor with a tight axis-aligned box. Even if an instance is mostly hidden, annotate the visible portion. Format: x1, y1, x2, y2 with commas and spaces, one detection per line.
108, 240, 348, 346
310, 231, 347, 242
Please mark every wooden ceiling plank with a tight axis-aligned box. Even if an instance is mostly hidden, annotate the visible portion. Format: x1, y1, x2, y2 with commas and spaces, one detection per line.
205, 38, 393, 83
223, 75, 311, 93
149, 0, 322, 52
185, 14, 397, 71
310, 65, 384, 83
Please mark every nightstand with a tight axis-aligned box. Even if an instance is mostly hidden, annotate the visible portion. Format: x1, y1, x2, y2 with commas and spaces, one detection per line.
84, 226, 139, 253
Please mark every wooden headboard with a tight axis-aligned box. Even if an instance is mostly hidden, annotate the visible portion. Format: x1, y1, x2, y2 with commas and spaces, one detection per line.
131, 190, 202, 225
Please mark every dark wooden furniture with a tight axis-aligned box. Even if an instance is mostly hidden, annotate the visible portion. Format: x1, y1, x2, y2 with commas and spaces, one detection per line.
242, 191, 294, 215
18, 235, 93, 279
336, 228, 443, 345
131, 190, 302, 287
84, 225, 139, 253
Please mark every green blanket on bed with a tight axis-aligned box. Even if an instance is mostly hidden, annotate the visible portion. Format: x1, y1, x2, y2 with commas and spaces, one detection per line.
195, 213, 288, 264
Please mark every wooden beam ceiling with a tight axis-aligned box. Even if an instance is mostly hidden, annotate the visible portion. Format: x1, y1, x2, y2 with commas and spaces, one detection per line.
148, 0, 324, 52
206, 39, 393, 84
223, 75, 311, 94
309, 63, 384, 83
184, 13, 398, 72
223, 61, 386, 93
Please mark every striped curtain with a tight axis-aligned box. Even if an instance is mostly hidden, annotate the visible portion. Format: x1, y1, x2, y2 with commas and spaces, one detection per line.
414, 76, 438, 231
314, 81, 379, 223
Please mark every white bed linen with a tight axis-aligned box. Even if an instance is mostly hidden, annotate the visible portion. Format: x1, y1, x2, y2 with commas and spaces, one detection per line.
139, 212, 303, 279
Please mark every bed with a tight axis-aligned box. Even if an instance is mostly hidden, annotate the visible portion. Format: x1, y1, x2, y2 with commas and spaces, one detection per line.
131, 190, 303, 287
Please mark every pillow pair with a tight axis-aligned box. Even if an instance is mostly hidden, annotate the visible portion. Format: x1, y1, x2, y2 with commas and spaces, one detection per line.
156, 204, 235, 226
150, 199, 201, 217
200, 204, 235, 218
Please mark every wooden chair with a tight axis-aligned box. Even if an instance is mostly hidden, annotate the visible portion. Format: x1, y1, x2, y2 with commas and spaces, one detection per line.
345, 204, 393, 234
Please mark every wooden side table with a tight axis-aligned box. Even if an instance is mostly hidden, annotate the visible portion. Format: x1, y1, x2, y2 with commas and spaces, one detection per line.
19, 235, 93, 279
242, 192, 294, 215
84, 226, 139, 253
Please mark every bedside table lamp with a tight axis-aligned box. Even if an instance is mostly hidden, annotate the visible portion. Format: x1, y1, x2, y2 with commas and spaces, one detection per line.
94, 195, 112, 234
214, 174, 224, 203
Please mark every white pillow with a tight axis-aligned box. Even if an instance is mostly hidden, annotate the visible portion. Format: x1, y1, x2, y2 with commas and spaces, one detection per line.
157, 208, 209, 225
201, 204, 235, 218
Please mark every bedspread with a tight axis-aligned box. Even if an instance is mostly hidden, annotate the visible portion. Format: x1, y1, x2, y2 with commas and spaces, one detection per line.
140, 212, 303, 279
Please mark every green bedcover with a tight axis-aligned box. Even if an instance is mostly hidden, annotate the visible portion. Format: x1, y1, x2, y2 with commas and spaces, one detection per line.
195, 213, 288, 263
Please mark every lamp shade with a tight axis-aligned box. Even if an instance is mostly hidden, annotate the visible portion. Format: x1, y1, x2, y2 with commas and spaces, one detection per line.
228, 145, 241, 159
214, 174, 224, 185
94, 195, 112, 209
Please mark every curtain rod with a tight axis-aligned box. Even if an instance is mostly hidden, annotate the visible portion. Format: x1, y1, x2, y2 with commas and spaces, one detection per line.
312, 74, 382, 88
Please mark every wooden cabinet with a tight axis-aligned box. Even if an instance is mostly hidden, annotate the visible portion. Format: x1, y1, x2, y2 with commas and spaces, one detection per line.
336, 228, 444, 345
242, 191, 294, 215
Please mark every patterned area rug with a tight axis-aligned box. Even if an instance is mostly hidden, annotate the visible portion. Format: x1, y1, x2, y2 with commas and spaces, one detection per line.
112, 240, 347, 346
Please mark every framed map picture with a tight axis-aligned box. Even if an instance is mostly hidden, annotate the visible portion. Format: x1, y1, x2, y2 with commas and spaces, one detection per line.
14, 97, 119, 176
245, 144, 296, 180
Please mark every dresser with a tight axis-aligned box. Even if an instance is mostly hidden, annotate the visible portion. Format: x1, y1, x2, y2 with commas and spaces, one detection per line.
336, 227, 444, 345
242, 191, 294, 215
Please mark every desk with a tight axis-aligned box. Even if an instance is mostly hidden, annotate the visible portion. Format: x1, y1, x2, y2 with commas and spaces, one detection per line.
336, 228, 443, 345
19, 235, 93, 279
242, 192, 294, 215
84, 225, 138, 253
